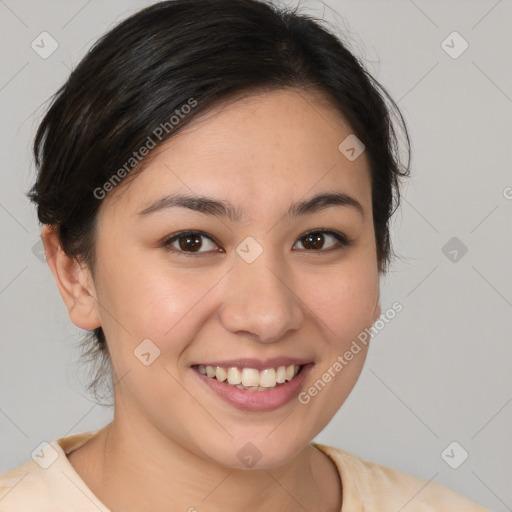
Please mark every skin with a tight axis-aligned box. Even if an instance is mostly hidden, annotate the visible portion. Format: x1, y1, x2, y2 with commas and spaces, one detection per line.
42, 88, 381, 512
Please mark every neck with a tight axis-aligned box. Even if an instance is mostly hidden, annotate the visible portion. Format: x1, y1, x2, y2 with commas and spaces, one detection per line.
69, 413, 342, 512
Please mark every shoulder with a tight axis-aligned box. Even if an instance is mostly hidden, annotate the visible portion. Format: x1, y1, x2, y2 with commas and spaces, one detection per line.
0, 459, 54, 510
313, 443, 490, 511
0, 430, 103, 511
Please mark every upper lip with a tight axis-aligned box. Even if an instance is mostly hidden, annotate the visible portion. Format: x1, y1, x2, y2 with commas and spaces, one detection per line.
191, 357, 312, 371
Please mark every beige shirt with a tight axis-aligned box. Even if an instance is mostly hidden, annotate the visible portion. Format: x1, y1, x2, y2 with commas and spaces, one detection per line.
0, 430, 489, 511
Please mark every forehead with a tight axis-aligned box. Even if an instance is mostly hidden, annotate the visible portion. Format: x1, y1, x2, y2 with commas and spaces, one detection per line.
99, 88, 372, 223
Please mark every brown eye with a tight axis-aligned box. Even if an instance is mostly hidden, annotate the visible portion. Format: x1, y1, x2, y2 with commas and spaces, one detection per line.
178, 234, 203, 252
294, 230, 351, 251
164, 231, 220, 254
300, 233, 325, 250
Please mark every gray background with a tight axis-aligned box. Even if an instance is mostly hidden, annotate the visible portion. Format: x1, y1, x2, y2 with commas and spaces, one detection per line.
1, 0, 511, 510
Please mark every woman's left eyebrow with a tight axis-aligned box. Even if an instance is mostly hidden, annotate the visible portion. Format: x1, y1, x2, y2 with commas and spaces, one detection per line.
136, 191, 364, 221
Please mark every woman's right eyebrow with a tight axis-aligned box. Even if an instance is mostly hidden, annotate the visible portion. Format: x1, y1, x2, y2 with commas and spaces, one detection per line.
136, 191, 364, 221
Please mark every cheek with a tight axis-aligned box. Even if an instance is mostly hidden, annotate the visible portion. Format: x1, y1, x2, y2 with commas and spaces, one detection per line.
302, 259, 380, 344
293, 257, 378, 417
94, 251, 229, 366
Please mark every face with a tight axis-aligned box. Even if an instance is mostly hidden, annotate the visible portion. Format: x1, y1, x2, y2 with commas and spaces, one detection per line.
79, 88, 381, 468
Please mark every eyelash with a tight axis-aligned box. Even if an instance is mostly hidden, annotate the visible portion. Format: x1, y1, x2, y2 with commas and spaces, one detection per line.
162, 228, 353, 256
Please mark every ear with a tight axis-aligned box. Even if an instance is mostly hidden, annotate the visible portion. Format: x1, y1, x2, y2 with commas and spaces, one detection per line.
41, 224, 101, 331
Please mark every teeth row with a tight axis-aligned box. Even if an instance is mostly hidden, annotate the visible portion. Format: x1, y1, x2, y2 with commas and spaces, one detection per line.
198, 365, 301, 388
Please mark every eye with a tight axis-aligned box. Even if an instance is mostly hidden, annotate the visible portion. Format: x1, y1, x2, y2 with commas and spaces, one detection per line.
163, 230, 222, 254
293, 229, 352, 252
162, 228, 352, 256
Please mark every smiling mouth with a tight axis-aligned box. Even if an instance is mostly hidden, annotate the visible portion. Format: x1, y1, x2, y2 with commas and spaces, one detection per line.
193, 364, 303, 391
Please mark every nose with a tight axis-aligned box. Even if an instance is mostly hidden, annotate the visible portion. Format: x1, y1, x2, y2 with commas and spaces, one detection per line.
219, 252, 304, 344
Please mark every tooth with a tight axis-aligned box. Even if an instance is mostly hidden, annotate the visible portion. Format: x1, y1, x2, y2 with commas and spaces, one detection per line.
227, 367, 242, 385
276, 366, 287, 384
259, 368, 277, 387
216, 367, 227, 382
205, 364, 301, 388
241, 368, 259, 387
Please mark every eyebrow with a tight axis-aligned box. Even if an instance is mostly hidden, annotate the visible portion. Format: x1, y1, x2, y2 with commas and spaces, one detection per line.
137, 191, 364, 220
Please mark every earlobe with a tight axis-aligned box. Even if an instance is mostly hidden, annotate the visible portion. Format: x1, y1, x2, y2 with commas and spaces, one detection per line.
41, 224, 101, 331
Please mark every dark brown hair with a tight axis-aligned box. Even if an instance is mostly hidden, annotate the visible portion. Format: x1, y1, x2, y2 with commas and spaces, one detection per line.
27, 0, 410, 402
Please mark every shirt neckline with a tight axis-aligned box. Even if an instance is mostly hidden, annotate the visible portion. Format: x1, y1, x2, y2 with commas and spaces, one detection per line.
42, 429, 109, 511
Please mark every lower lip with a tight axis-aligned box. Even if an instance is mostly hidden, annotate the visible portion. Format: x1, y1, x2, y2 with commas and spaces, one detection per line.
193, 364, 313, 412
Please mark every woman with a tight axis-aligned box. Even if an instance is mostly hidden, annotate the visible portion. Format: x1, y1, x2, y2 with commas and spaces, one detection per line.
0, 0, 489, 510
